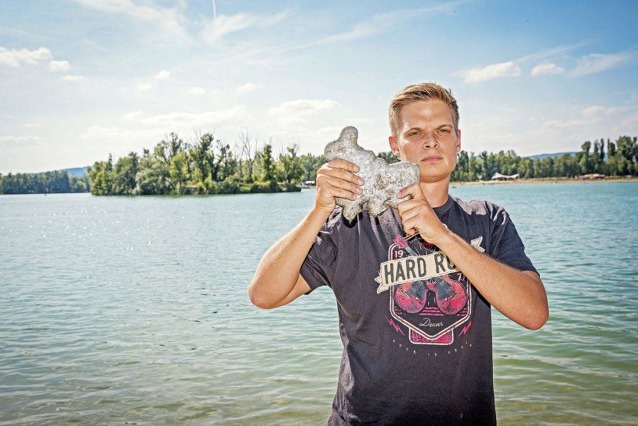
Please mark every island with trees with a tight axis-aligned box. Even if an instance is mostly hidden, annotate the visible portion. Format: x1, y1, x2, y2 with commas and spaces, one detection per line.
86, 132, 322, 196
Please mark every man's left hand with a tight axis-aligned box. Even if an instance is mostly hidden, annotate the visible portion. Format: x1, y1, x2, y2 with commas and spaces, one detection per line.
397, 183, 449, 245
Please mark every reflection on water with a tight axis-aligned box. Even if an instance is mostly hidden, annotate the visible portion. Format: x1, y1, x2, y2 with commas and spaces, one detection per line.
0, 183, 636, 424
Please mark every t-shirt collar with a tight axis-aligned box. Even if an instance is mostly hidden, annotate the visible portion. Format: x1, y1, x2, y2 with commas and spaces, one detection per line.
433, 195, 454, 215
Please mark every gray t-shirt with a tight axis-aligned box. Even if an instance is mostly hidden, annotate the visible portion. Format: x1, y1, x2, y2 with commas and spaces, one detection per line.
300, 195, 537, 425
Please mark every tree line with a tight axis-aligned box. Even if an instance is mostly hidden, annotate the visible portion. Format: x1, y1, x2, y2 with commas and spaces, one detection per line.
450, 136, 637, 182
1, 134, 636, 195
0, 170, 90, 195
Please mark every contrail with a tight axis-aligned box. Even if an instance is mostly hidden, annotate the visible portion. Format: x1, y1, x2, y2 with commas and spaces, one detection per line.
211, 0, 217, 21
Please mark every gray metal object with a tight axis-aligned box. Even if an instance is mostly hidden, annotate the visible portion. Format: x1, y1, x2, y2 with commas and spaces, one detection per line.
324, 126, 420, 221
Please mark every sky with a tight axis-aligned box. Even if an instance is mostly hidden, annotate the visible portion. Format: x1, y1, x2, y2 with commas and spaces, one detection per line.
1, 0, 637, 174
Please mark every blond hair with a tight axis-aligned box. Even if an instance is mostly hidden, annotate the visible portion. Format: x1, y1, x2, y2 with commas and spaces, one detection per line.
388, 83, 459, 137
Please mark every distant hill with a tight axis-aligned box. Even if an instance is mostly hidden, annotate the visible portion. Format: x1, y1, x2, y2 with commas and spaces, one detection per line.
62, 167, 88, 177
1, 167, 88, 176
525, 152, 576, 160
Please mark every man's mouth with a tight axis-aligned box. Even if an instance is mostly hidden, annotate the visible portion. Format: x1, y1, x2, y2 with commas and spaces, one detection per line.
421, 156, 443, 163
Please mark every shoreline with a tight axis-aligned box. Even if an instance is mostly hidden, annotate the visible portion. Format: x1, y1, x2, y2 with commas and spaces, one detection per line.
453, 176, 638, 186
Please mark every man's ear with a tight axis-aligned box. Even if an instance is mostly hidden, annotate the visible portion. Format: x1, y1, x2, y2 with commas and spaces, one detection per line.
456, 129, 462, 153
389, 135, 399, 157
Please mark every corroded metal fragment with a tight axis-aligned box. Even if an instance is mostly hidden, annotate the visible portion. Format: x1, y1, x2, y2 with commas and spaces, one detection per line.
324, 126, 420, 221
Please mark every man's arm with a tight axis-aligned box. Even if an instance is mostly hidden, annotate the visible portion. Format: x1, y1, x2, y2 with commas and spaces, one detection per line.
248, 159, 363, 309
247, 209, 328, 309
398, 184, 549, 330
429, 231, 548, 330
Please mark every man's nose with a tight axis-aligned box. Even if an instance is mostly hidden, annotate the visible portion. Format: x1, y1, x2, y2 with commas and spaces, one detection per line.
422, 132, 438, 148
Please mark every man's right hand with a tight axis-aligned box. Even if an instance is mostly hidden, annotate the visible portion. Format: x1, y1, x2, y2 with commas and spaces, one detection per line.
314, 159, 364, 215
248, 159, 364, 310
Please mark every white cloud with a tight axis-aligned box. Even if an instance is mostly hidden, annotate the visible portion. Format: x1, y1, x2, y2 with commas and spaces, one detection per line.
0, 46, 51, 67
69, 0, 188, 39
155, 70, 170, 80
133, 70, 169, 92
62, 75, 86, 83
83, 125, 141, 140
268, 99, 343, 130
319, 4, 462, 45
347, 117, 374, 125
123, 111, 144, 121
81, 125, 156, 157
63, 75, 86, 82
581, 105, 606, 118
542, 117, 591, 130
540, 104, 635, 133
0, 135, 43, 146
530, 62, 565, 77
236, 82, 261, 93
619, 110, 638, 130
463, 61, 522, 84
203, 12, 253, 42
136, 106, 247, 129
189, 87, 206, 95
269, 99, 341, 117
49, 60, 71, 72
570, 51, 635, 76
76, 107, 249, 163
201, 9, 291, 43
516, 43, 584, 63
459, 44, 576, 81
320, 14, 391, 44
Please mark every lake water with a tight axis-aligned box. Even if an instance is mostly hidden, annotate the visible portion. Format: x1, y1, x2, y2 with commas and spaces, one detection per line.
1, 182, 637, 425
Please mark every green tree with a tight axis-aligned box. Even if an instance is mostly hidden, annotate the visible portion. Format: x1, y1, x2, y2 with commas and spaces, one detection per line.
616, 135, 637, 176
41, 171, 71, 193
277, 144, 305, 184
190, 133, 215, 190
112, 152, 139, 195
605, 139, 618, 176
536, 157, 555, 178
152, 133, 184, 191
518, 157, 533, 178
169, 151, 190, 194
377, 151, 400, 165
88, 155, 114, 195
592, 140, 605, 173
260, 144, 276, 183
70, 175, 90, 192
479, 151, 498, 180
299, 153, 325, 182
1, 173, 19, 194
135, 150, 168, 195
238, 131, 258, 183
577, 141, 592, 174
210, 141, 236, 182
451, 150, 469, 182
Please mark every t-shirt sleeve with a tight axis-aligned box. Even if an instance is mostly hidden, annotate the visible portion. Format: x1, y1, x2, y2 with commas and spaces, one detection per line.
299, 214, 340, 292
489, 205, 539, 276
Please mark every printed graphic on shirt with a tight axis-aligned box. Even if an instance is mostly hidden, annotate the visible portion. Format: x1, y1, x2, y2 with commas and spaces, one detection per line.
375, 235, 479, 345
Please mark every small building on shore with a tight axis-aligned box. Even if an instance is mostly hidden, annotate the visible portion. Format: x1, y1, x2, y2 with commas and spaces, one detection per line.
577, 173, 605, 180
491, 172, 519, 181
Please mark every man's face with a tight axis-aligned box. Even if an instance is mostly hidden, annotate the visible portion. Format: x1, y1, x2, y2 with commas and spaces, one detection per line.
389, 99, 461, 184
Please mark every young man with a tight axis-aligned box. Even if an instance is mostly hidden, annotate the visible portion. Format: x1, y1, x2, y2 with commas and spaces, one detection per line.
248, 83, 548, 425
